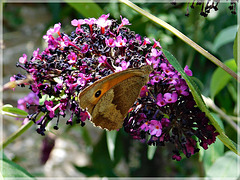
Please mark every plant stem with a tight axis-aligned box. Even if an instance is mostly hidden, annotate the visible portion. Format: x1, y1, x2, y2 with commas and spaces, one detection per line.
202, 96, 240, 134
229, 115, 240, 122
0, 120, 34, 150
119, 0, 240, 82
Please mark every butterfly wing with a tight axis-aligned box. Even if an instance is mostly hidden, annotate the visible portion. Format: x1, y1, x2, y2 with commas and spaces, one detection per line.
78, 65, 153, 130
91, 76, 146, 130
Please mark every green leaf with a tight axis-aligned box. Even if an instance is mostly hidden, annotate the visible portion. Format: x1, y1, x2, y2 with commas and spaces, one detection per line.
74, 165, 98, 177
227, 82, 237, 103
162, 49, 239, 155
233, 28, 238, 65
66, 1, 104, 18
213, 25, 238, 52
206, 151, 240, 179
1, 104, 28, 117
0, 152, 35, 179
210, 59, 237, 99
91, 132, 116, 177
106, 130, 117, 161
190, 76, 204, 92
147, 145, 157, 160
1, 120, 34, 150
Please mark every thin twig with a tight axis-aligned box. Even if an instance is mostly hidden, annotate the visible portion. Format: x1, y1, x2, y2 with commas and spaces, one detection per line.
2, 75, 33, 91
229, 115, 240, 122
202, 95, 240, 133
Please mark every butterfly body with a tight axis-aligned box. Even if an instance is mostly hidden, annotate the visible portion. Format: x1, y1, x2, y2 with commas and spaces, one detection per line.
78, 65, 153, 130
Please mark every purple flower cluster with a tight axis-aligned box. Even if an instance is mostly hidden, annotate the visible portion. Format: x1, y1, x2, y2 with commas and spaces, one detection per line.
17, 91, 39, 124
12, 14, 218, 160
124, 53, 219, 160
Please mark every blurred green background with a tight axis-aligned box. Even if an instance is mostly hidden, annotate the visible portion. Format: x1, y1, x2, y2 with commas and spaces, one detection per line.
2, 2, 239, 178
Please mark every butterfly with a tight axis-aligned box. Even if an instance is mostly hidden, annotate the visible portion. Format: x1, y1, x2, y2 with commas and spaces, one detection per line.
78, 65, 153, 130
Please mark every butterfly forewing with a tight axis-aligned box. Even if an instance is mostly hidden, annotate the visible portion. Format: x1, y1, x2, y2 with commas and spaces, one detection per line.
78, 65, 153, 130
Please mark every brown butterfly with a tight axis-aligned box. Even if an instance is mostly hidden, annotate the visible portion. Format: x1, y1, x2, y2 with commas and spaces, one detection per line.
78, 65, 153, 130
